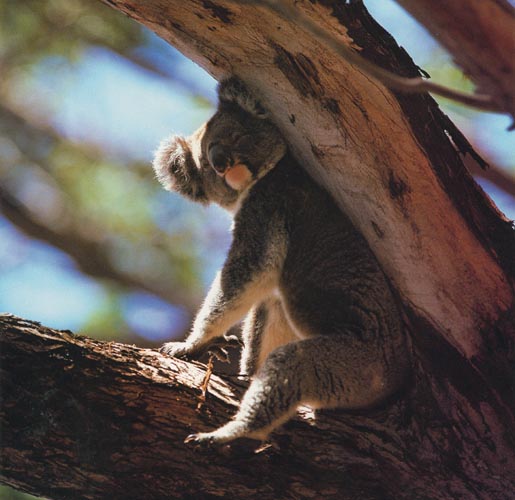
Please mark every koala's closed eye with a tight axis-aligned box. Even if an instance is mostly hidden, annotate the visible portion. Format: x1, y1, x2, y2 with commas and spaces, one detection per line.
233, 134, 254, 152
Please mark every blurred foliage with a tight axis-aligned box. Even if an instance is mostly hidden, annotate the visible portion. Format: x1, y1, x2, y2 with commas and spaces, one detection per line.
0, 484, 38, 499
0, 0, 145, 72
0, 0, 512, 345
0, 6, 222, 495
0, 0, 223, 349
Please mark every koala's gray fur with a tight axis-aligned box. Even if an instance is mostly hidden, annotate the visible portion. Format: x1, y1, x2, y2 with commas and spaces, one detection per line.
153, 77, 408, 444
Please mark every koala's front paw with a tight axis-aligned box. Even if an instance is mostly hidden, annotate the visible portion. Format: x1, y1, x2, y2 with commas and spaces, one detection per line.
204, 334, 242, 363
159, 341, 194, 359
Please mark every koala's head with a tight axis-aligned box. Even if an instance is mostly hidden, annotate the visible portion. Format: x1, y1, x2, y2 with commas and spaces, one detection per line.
153, 77, 287, 210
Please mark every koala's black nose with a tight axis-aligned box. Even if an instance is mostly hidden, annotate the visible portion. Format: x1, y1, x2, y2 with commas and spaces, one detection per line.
208, 144, 232, 173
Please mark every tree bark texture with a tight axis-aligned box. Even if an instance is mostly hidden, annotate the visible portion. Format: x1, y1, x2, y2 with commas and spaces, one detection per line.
3, 1, 515, 499
1, 313, 514, 500
395, 0, 515, 118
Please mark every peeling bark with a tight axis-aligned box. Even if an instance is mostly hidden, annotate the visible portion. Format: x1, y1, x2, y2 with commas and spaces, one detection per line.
97, 0, 515, 357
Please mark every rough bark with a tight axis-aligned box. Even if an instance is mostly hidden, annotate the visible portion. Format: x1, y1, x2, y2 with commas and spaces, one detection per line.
0, 315, 393, 500
3, 1, 515, 499
395, 0, 515, 119
1, 313, 514, 500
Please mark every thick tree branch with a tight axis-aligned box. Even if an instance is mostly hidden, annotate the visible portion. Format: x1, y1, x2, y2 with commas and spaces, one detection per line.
395, 0, 515, 120
233, 0, 501, 113
2, 314, 515, 500
4, 2, 514, 499
0, 314, 387, 499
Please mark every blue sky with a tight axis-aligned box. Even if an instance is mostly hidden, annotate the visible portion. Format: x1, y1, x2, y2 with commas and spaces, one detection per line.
28, 46, 216, 160
0, 219, 106, 329
0, 1, 513, 338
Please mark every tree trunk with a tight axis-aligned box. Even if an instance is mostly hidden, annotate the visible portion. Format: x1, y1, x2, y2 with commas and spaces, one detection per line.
97, 0, 515, 345
3, 1, 515, 499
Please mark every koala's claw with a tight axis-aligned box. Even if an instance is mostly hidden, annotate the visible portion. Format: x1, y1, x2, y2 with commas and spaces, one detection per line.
184, 432, 217, 447
223, 333, 242, 347
159, 341, 193, 359
208, 334, 242, 363
185, 429, 269, 454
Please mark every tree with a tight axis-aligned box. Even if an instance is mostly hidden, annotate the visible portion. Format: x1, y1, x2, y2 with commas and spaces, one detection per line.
1, 1, 514, 499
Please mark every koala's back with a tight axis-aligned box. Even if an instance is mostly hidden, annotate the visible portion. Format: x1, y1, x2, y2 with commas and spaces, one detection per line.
241, 155, 402, 346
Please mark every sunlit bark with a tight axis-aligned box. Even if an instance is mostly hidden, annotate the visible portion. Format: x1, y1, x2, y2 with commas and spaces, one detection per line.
2, 1, 514, 498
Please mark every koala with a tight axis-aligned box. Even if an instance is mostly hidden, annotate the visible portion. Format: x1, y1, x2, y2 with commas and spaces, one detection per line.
153, 77, 408, 445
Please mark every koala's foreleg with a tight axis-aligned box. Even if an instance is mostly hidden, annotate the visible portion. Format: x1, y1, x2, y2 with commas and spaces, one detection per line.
161, 270, 273, 357
161, 220, 285, 359
187, 334, 395, 444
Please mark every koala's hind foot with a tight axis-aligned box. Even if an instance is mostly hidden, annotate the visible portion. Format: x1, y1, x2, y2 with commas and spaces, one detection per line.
185, 334, 404, 445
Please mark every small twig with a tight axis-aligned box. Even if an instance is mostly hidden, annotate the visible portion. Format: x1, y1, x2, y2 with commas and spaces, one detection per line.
232, 0, 502, 113
197, 353, 215, 410
194, 333, 241, 409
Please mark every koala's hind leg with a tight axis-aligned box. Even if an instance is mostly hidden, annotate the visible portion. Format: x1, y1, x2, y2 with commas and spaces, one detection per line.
240, 298, 297, 377
187, 334, 403, 445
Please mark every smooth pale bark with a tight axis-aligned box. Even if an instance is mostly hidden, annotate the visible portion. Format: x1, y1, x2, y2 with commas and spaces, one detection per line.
3, 1, 515, 499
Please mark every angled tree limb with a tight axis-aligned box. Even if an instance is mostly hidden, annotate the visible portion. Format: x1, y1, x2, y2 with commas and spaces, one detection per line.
466, 157, 515, 199
233, 0, 501, 113
97, 0, 515, 357
395, 0, 515, 121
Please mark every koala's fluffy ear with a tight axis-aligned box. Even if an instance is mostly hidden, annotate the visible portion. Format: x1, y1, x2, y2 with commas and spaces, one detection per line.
152, 135, 208, 203
218, 77, 268, 118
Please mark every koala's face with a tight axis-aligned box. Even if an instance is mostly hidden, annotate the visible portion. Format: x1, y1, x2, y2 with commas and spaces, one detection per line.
201, 103, 286, 192
153, 100, 286, 210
